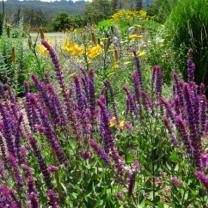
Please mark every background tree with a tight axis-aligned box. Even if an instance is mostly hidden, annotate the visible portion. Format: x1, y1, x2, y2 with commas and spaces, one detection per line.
84, 0, 112, 24
135, 0, 143, 10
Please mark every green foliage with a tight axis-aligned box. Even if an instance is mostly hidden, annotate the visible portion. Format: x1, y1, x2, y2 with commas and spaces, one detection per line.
0, 13, 3, 36
0, 27, 50, 95
51, 12, 86, 32
148, 0, 178, 23
84, 0, 112, 24
166, 0, 208, 86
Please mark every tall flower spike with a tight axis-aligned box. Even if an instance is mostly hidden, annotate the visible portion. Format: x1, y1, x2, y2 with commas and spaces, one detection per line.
133, 50, 143, 90
46, 83, 68, 126
132, 70, 141, 109
89, 138, 110, 166
98, 96, 124, 174
89, 69, 96, 130
48, 190, 59, 208
28, 94, 67, 165
155, 65, 163, 98
0, 185, 21, 207
80, 68, 89, 101
15, 114, 23, 162
24, 81, 39, 132
32, 74, 60, 126
183, 84, 201, 167
0, 103, 15, 154
28, 135, 53, 189
7, 154, 24, 193
199, 95, 206, 137
175, 116, 193, 157
128, 160, 140, 196
163, 117, 179, 147
105, 80, 119, 124
187, 48, 195, 82
196, 171, 208, 191
123, 86, 138, 116
41, 39, 67, 98
73, 75, 86, 112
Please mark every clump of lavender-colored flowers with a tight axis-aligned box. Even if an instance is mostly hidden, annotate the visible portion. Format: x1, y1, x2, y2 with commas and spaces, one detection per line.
0, 39, 207, 207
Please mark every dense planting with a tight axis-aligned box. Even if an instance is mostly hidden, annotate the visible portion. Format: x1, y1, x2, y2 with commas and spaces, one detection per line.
0, 38, 207, 207
0, 3, 208, 207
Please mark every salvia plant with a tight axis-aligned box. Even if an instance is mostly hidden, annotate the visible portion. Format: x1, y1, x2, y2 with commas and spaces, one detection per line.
0, 40, 207, 207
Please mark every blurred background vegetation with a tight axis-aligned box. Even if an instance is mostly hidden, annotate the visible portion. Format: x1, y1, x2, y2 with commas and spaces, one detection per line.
0, 0, 208, 94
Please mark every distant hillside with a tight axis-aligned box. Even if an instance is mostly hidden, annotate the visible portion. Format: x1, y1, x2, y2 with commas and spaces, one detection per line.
0, 0, 87, 18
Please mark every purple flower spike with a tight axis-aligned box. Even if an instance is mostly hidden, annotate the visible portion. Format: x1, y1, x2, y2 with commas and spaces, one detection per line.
89, 69, 96, 130
73, 75, 86, 111
46, 83, 68, 126
28, 94, 67, 165
163, 117, 179, 147
132, 71, 141, 108
171, 177, 183, 186
48, 190, 59, 208
0, 185, 20, 208
80, 68, 89, 101
24, 81, 40, 132
141, 91, 153, 112
160, 97, 175, 123
29, 192, 39, 208
196, 171, 208, 191
199, 83, 205, 95
28, 135, 53, 189
183, 84, 201, 167
7, 154, 24, 193
47, 166, 59, 174
187, 48, 195, 82
175, 116, 193, 157
155, 65, 163, 98
199, 95, 206, 137
132, 50, 143, 90
128, 160, 140, 196
123, 86, 138, 116
0, 103, 15, 155
98, 97, 124, 174
105, 80, 119, 124
41, 39, 67, 98
90, 138, 110, 166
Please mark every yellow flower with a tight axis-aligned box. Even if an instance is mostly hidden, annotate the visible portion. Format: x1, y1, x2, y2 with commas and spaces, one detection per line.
133, 24, 142, 28
62, 39, 84, 56
87, 44, 102, 59
139, 10, 147, 17
112, 62, 119, 70
109, 117, 116, 127
37, 39, 51, 56
124, 61, 131, 65
119, 120, 125, 129
128, 34, 143, 40
137, 50, 146, 57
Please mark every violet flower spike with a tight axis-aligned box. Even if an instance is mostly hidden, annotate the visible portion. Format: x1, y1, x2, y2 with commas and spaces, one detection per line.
41, 39, 67, 98
196, 171, 208, 191
163, 117, 179, 147
89, 69, 96, 130
89, 138, 110, 166
48, 190, 59, 208
28, 135, 53, 189
128, 160, 140, 196
132, 50, 143, 90
7, 154, 24, 193
105, 80, 119, 124
28, 94, 67, 165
